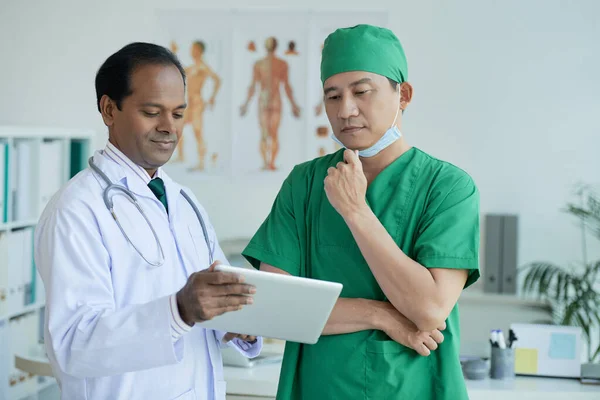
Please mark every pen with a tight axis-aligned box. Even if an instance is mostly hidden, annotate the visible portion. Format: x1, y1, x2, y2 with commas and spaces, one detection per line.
497, 330, 506, 349
490, 330, 499, 347
508, 329, 518, 348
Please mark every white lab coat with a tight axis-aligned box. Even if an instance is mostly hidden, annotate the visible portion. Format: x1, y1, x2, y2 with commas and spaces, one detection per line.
34, 150, 261, 400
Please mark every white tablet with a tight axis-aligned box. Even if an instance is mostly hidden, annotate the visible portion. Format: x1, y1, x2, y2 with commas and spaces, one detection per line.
199, 265, 343, 344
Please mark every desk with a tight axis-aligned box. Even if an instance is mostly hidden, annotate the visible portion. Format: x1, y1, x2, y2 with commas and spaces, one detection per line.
224, 359, 600, 400
225, 362, 279, 399
465, 376, 599, 400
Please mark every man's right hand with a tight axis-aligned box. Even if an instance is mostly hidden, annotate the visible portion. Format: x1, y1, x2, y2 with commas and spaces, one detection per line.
176, 262, 256, 326
376, 302, 445, 356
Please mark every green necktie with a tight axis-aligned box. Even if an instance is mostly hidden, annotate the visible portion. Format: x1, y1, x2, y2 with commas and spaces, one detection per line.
148, 177, 168, 214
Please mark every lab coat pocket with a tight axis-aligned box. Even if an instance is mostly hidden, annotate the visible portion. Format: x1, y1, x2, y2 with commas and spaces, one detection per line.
171, 388, 195, 400
366, 337, 432, 399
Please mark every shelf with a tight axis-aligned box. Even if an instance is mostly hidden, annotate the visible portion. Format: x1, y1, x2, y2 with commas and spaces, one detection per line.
0, 302, 45, 321
15, 351, 54, 377
0, 220, 39, 231
1, 125, 92, 400
10, 348, 56, 400
8, 219, 38, 230
0, 126, 95, 140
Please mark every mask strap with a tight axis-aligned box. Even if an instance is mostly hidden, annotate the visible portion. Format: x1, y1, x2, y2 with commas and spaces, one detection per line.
390, 90, 402, 128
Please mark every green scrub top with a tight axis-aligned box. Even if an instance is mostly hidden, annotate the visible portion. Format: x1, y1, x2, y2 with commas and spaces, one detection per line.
243, 147, 480, 400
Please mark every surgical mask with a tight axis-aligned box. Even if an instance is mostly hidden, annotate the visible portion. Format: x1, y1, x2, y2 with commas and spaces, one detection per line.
331, 92, 402, 158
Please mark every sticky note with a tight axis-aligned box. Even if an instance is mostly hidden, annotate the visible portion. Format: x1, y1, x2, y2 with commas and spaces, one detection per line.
515, 348, 538, 374
549, 333, 576, 360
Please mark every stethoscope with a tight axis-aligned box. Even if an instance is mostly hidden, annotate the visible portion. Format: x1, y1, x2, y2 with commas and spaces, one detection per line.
88, 157, 214, 267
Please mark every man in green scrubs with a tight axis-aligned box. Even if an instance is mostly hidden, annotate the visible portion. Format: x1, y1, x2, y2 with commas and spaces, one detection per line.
242, 24, 480, 400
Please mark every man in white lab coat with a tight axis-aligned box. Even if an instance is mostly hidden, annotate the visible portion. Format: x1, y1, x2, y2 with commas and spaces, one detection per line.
34, 42, 262, 400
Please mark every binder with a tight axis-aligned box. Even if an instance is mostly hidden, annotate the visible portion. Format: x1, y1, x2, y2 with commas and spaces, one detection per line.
8, 317, 16, 390
2, 142, 8, 223
22, 229, 34, 306
8, 143, 16, 223
0, 232, 8, 317
7, 230, 25, 314
70, 140, 88, 178
38, 139, 63, 215
33, 264, 45, 307
501, 215, 518, 294
484, 215, 502, 293
483, 214, 519, 294
0, 142, 6, 224
0, 320, 8, 396
13, 141, 35, 221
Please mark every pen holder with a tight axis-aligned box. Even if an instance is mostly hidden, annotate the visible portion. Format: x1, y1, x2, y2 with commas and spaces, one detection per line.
490, 347, 515, 379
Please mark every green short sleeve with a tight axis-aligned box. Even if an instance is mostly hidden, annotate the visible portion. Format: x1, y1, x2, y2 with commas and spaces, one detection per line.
242, 173, 302, 276
413, 174, 480, 288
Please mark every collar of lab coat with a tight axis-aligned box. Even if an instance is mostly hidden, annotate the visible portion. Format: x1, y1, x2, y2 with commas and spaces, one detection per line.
91, 149, 183, 220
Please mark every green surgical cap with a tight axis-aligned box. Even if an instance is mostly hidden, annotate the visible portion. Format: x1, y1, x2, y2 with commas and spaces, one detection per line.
320, 24, 408, 86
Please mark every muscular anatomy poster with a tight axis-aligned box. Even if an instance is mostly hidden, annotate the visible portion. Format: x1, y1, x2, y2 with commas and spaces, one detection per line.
157, 10, 234, 178
231, 11, 307, 178
156, 10, 388, 180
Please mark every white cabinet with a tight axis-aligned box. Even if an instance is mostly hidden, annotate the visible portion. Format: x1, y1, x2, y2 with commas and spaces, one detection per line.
0, 126, 93, 400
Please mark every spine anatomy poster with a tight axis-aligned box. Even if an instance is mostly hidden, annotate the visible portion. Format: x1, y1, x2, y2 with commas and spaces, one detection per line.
156, 10, 388, 180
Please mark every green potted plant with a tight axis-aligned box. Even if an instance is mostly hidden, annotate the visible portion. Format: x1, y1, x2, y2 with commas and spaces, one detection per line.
520, 185, 600, 363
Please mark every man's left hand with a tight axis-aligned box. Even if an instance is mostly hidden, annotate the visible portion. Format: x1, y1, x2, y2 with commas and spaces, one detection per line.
223, 333, 257, 344
324, 149, 368, 218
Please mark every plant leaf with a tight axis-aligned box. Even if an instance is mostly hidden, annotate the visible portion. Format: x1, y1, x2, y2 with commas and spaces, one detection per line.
523, 263, 537, 293
527, 263, 548, 297
539, 267, 551, 296
590, 261, 600, 284
574, 310, 590, 343
547, 268, 573, 300
562, 274, 572, 303
523, 262, 573, 301
521, 264, 535, 294
592, 344, 600, 363
589, 294, 600, 326
522, 263, 543, 295
555, 273, 564, 302
563, 300, 580, 325
530, 264, 547, 295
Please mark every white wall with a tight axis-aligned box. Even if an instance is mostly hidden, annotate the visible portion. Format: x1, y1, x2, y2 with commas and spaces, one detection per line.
1, 0, 599, 273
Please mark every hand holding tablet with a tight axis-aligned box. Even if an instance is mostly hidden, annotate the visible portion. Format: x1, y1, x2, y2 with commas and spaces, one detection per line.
199, 265, 343, 344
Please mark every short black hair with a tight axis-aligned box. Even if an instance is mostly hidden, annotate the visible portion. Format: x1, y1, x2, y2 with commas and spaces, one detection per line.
95, 42, 186, 112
